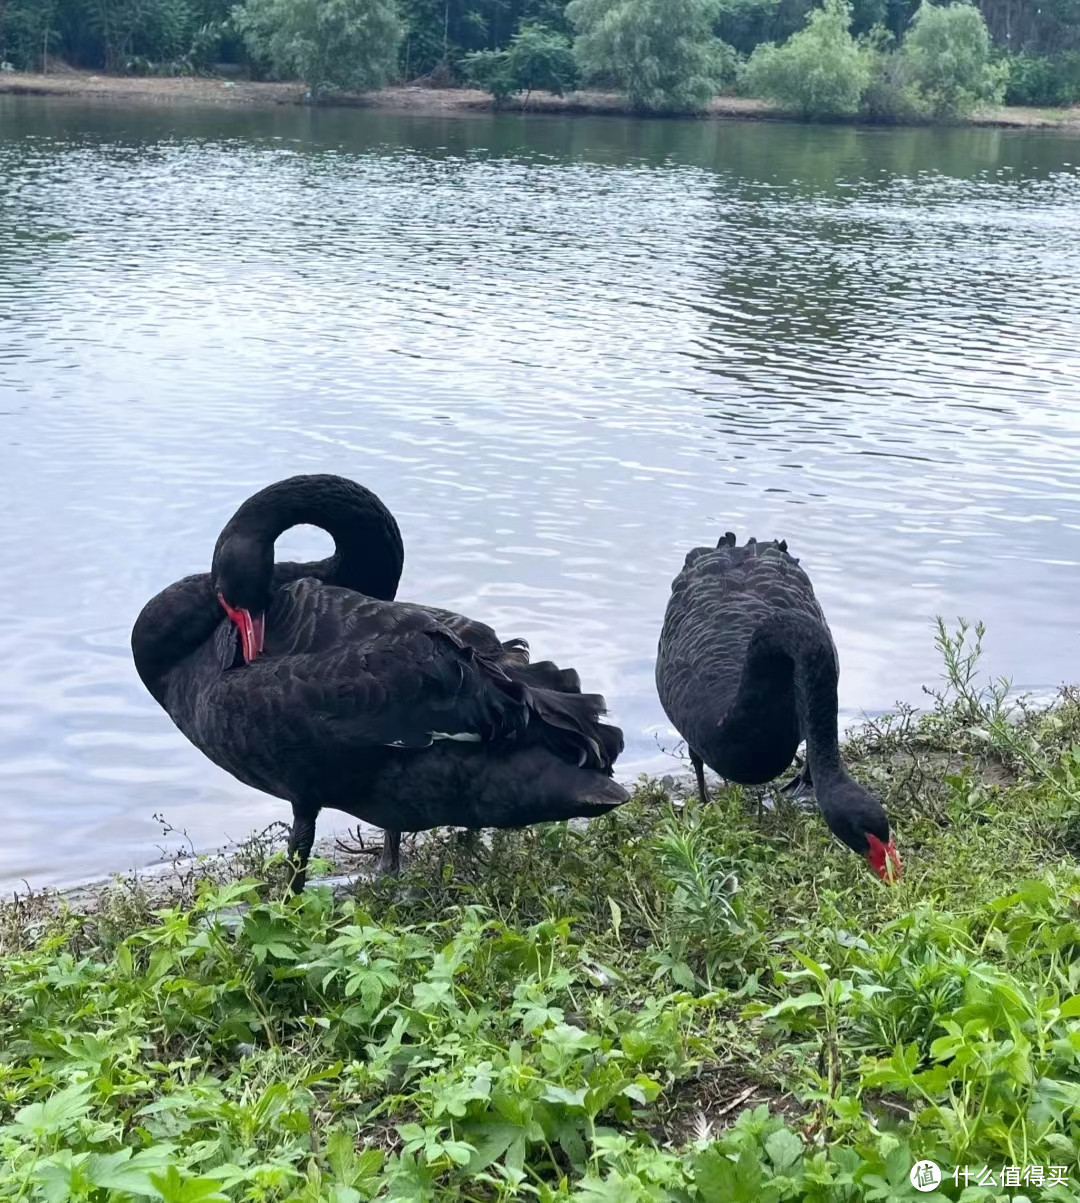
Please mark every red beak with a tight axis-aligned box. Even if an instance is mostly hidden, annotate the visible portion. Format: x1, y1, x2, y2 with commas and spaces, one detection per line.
218, 595, 265, 664
866, 833, 902, 883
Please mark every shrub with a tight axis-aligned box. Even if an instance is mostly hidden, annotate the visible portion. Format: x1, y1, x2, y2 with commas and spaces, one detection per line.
463, 21, 578, 106
742, 0, 870, 118
566, 0, 735, 114
1004, 49, 1080, 107
0, 0, 60, 70
235, 0, 403, 97
859, 24, 922, 120
462, 48, 514, 103
900, 0, 1005, 118
0, 0, 234, 73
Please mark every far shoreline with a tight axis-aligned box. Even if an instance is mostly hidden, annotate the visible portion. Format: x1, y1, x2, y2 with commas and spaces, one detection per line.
3, 69, 1080, 131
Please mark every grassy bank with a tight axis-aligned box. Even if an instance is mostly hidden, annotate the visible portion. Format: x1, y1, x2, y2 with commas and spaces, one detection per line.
2, 70, 1080, 129
3, 620, 1080, 1201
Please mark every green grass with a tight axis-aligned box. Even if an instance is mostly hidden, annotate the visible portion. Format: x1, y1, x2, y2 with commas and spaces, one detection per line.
4, 620, 1080, 1201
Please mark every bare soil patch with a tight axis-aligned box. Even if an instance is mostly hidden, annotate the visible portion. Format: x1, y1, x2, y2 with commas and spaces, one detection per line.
5, 70, 1078, 127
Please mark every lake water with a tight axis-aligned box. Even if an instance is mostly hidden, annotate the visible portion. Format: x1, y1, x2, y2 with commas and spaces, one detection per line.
2, 97, 1079, 890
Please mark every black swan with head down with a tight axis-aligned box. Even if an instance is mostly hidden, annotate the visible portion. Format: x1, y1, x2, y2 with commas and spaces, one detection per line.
131, 474, 628, 890
655, 533, 901, 883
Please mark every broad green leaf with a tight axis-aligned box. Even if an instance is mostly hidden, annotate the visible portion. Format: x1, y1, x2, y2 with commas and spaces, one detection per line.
442, 1138, 476, 1166
764, 1127, 803, 1172
607, 897, 623, 940
671, 961, 697, 990
543, 1085, 588, 1108
462, 1121, 521, 1174
149, 1165, 230, 1203
86, 1148, 172, 1194
696, 1144, 774, 1201
762, 992, 824, 1018
884, 1144, 911, 1186
9, 1080, 94, 1139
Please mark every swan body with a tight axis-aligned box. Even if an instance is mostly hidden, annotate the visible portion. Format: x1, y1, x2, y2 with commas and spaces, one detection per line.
655, 533, 900, 882
132, 475, 628, 888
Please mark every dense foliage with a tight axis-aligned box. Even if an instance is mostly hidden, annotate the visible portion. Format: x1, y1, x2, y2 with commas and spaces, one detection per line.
235, 0, 402, 93
742, 0, 1006, 121
5, 623, 1080, 1198
462, 20, 577, 106
1004, 49, 1080, 106
566, 0, 735, 113
899, 0, 1005, 117
743, 0, 869, 118
0, 0, 237, 74
2, 0, 1079, 114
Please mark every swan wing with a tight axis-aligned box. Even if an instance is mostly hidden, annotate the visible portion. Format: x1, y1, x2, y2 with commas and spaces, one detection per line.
213, 578, 529, 754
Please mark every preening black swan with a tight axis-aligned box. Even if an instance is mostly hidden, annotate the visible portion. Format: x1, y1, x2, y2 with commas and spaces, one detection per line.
131, 474, 628, 890
655, 533, 901, 882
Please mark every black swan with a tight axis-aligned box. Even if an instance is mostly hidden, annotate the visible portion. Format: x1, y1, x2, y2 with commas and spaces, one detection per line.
131, 474, 628, 890
655, 533, 901, 882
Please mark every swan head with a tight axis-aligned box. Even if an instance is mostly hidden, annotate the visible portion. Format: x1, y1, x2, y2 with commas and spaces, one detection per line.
820, 779, 902, 883
865, 831, 902, 883
212, 533, 270, 664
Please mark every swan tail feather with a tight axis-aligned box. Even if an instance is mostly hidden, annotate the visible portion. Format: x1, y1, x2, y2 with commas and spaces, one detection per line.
523, 685, 623, 774
515, 660, 583, 694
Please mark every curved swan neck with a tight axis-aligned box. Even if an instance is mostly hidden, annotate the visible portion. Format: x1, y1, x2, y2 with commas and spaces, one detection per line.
213, 475, 405, 606
131, 572, 221, 703
747, 613, 844, 784
133, 476, 405, 698
794, 644, 845, 788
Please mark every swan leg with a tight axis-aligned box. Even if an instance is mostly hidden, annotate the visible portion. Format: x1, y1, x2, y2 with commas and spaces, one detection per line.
376, 829, 401, 876
286, 807, 318, 894
780, 757, 813, 801
690, 751, 709, 806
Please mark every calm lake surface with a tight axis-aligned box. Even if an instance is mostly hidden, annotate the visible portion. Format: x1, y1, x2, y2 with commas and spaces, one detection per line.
2, 97, 1079, 889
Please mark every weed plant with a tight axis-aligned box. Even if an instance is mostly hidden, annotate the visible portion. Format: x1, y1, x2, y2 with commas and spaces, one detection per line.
3, 622, 1080, 1200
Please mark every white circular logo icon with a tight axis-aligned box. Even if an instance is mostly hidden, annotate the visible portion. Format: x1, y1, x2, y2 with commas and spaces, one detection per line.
910, 1160, 942, 1192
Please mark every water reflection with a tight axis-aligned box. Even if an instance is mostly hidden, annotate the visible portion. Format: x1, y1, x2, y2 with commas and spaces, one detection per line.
1, 97, 1079, 888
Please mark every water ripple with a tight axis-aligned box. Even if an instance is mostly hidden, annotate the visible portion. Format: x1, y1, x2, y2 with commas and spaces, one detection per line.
1, 102, 1079, 887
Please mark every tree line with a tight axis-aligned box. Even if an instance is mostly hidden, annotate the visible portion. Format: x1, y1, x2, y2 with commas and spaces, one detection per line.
2, 0, 1079, 114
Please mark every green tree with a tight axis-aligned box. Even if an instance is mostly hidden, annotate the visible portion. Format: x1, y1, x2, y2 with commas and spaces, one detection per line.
236, 0, 403, 95
0, 0, 60, 69
742, 0, 870, 117
463, 20, 577, 104
396, 0, 570, 81
0, 0, 233, 72
901, 1, 1005, 116
858, 24, 921, 119
566, 0, 734, 114
1004, 49, 1080, 105
91, 0, 200, 70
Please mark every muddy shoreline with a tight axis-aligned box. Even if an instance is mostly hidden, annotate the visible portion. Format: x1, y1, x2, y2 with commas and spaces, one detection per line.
3, 70, 1080, 129
30, 739, 991, 915
48, 827, 399, 913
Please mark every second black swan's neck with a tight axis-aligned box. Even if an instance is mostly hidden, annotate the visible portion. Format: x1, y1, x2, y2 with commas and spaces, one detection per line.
747, 612, 845, 788
216, 475, 404, 601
